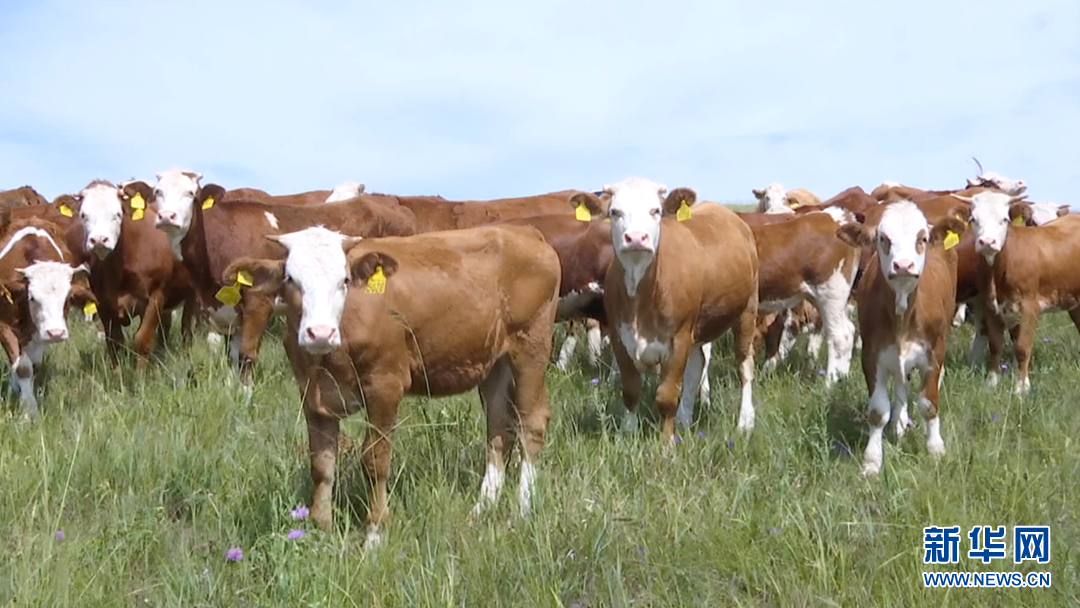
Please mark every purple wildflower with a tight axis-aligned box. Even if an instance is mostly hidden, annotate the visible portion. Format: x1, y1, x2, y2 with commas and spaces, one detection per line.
696, 430, 705, 438
287, 529, 306, 540
634, 547, 646, 554
769, 527, 781, 535
907, 419, 916, 428
727, 439, 734, 450
289, 505, 310, 520
817, 369, 826, 376
991, 413, 999, 421
590, 378, 600, 387
1001, 364, 1009, 370
225, 547, 243, 562
54, 529, 64, 541
754, 399, 762, 409
1042, 337, 1051, 343
673, 434, 681, 443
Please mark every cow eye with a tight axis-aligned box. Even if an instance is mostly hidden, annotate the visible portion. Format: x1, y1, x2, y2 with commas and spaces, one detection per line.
609, 208, 624, 218
650, 207, 661, 217
154, 190, 163, 198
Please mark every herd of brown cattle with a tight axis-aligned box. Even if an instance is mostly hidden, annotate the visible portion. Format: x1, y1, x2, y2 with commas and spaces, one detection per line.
0, 167, 1071, 546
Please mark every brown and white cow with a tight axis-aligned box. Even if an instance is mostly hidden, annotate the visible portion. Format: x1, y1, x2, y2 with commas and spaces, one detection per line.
837, 201, 967, 475
795, 186, 879, 217
954, 192, 1079, 393
219, 182, 365, 206
361, 190, 579, 233
150, 168, 417, 383
0, 215, 96, 417
572, 178, 759, 439
223, 225, 561, 546
752, 183, 798, 214
52, 180, 196, 367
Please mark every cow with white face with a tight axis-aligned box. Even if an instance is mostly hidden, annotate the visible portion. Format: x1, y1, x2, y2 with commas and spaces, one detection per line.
153, 168, 204, 259
0, 219, 95, 417
752, 183, 795, 214
1026, 202, 1069, 227
957, 192, 1029, 262
966, 172, 1027, 196
837, 200, 967, 475
324, 181, 366, 203
74, 181, 125, 259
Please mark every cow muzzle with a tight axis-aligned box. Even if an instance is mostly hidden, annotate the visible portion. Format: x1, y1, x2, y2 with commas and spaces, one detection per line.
155, 210, 182, 230
300, 324, 340, 354
41, 327, 69, 343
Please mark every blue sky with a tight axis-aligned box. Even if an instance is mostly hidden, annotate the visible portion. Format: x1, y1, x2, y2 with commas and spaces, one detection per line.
2, 1, 1078, 204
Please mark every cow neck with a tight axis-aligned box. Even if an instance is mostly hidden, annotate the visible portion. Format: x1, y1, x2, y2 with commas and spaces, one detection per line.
182, 193, 215, 298
617, 250, 659, 300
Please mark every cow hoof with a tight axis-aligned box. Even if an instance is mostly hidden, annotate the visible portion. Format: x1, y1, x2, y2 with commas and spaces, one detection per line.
736, 419, 754, 435
927, 439, 946, 456
861, 461, 882, 476
363, 525, 383, 551
621, 412, 639, 434
986, 372, 1000, 388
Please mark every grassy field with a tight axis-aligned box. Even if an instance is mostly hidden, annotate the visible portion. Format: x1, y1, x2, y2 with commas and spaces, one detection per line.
1, 293, 1078, 606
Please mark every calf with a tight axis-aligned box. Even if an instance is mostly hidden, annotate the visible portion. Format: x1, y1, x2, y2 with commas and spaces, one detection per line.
53, 180, 196, 367
0, 216, 95, 416
223, 225, 561, 546
151, 168, 417, 382
837, 201, 967, 475
572, 178, 759, 439
749, 209, 861, 384
955, 192, 1079, 393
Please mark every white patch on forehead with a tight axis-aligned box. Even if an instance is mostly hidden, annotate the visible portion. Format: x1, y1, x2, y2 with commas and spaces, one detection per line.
0, 227, 65, 261
605, 177, 667, 297
154, 168, 203, 257
20, 261, 76, 298
325, 181, 364, 203
80, 183, 124, 257
275, 226, 358, 354
263, 211, 280, 230
877, 201, 930, 314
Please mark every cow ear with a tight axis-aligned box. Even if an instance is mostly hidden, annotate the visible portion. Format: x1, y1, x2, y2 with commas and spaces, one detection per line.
568, 191, 609, 219
120, 180, 154, 204
67, 283, 97, 308
752, 188, 765, 199
349, 252, 399, 284
222, 257, 285, 294
836, 223, 873, 247
1007, 202, 1032, 226
53, 194, 80, 218
198, 184, 227, 210
948, 205, 972, 225
929, 216, 968, 245
662, 187, 697, 216
340, 235, 364, 254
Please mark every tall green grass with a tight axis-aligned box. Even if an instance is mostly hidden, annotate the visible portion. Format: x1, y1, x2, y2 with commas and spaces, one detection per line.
0, 306, 1076, 606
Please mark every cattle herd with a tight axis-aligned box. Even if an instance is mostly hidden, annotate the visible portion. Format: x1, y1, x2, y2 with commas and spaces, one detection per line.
0, 165, 1070, 548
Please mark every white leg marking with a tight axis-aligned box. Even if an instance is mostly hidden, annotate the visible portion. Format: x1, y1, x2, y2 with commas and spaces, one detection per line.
207, 331, 224, 345
1012, 375, 1031, 395
699, 342, 712, 406
675, 344, 705, 428
814, 265, 857, 385
863, 350, 895, 476
518, 460, 537, 518
470, 461, 506, 518
13, 354, 38, 418
554, 332, 577, 371
807, 332, 824, 359
891, 373, 911, 439
585, 321, 603, 367
952, 303, 967, 327
364, 523, 383, 550
919, 396, 946, 456
986, 370, 1000, 388
737, 351, 755, 433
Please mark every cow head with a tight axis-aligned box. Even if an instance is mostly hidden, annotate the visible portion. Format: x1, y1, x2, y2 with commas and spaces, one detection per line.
965, 172, 1027, 196
838, 200, 966, 308
951, 192, 1029, 261
12, 261, 92, 342
752, 183, 793, 214
1027, 202, 1070, 226
222, 227, 364, 355
152, 168, 224, 259
74, 181, 125, 259
325, 181, 366, 203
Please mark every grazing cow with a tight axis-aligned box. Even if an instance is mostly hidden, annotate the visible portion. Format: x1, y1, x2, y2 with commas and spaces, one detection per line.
572, 178, 759, 439
837, 201, 967, 475
1027, 202, 1070, 226
52, 180, 196, 366
222, 225, 561, 545
492, 213, 614, 371
0, 215, 96, 416
151, 168, 417, 381
0, 186, 49, 208
749, 209, 861, 384
953, 192, 1079, 393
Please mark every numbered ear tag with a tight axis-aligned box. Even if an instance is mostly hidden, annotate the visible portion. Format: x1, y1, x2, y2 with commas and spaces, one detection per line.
365, 266, 387, 294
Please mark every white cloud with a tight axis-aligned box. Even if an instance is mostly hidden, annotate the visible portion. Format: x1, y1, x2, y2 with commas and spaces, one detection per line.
1, 0, 1077, 205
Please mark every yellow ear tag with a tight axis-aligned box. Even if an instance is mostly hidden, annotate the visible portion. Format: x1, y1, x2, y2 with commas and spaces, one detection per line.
58, 204, 74, 218
129, 193, 146, 210
676, 200, 692, 222
215, 285, 241, 307
574, 202, 592, 222
236, 270, 254, 287
83, 301, 98, 316
201, 196, 215, 210
603, 218, 611, 223
1012, 216, 1025, 227
0, 285, 11, 304
954, 212, 969, 226
365, 266, 387, 294
131, 208, 145, 221
943, 230, 960, 250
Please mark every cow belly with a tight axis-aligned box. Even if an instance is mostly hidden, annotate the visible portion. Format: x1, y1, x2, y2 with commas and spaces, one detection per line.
556, 282, 602, 319
899, 340, 929, 378
618, 323, 669, 370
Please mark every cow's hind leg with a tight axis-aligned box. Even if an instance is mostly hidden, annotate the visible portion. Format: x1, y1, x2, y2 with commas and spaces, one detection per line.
733, 298, 758, 434
470, 357, 516, 518
508, 334, 553, 518
675, 342, 707, 429
554, 322, 578, 371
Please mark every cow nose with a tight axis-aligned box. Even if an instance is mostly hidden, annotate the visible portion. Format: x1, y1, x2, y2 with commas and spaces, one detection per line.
89, 235, 108, 247
978, 237, 997, 249
45, 328, 68, 342
623, 231, 650, 248
157, 210, 178, 224
306, 325, 337, 342
892, 259, 916, 274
